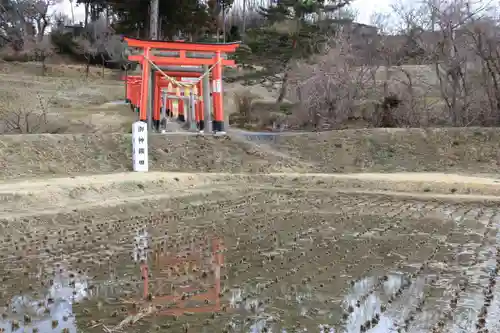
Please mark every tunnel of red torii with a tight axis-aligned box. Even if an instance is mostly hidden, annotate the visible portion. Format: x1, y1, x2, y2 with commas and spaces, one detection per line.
122, 37, 241, 134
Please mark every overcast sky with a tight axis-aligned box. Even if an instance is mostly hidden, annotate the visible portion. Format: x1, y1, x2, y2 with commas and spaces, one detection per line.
53, 0, 393, 26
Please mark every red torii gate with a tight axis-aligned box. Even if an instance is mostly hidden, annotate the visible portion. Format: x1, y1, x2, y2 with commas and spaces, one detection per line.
122, 37, 240, 134
124, 73, 205, 126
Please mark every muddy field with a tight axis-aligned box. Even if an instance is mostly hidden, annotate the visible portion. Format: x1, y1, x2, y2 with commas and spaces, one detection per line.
0, 174, 499, 333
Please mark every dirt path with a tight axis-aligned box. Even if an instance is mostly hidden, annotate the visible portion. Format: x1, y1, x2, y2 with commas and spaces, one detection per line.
2, 171, 500, 220
2, 171, 498, 193
0, 172, 221, 219
334, 172, 500, 184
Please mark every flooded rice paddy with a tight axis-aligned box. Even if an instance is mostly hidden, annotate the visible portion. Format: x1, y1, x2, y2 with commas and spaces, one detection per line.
0, 189, 499, 333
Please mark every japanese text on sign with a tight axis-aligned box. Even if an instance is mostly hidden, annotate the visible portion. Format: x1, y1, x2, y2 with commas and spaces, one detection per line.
132, 121, 148, 172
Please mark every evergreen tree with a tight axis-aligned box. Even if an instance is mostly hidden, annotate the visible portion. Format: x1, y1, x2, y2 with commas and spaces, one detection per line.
243, 0, 352, 102
76, 0, 234, 40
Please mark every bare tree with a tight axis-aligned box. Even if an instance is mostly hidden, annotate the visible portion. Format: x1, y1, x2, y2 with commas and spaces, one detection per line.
0, 0, 28, 50
405, 0, 491, 126
288, 34, 378, 130
27, 0, 58, 41
370, 0, 500, 127
89, 17, 127, 73
71, 17, 126, 77
226, 0, 268, 32
73, 35, 96, 77
1, 0, 61, 50
369, 5, 436, 126
458, 10, 500, 125
0, 87, 48, 134
32, 34, 54, 74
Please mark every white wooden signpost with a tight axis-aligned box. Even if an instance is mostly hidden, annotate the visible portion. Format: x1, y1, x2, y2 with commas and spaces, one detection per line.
132, 121, 149, 172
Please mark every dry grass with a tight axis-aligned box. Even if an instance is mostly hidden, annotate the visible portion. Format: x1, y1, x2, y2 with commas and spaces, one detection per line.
0, 128, 499, 180
265, 127, 500, 173
0, 65, 129, 134
0, 133, 307, 179
0, 60, 118, 79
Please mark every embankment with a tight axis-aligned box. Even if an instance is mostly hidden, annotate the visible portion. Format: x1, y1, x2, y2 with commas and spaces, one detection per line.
1, 128, 499, 180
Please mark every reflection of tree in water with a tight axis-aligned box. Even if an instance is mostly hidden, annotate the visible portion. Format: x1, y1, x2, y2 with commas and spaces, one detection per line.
341, 273, 426, 333
0, 264, 89, 333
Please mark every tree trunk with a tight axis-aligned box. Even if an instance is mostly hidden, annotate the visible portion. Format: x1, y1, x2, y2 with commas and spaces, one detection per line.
70, 0, 75, 23
149, 0, 159, 40
41, 56, 46, 76
277, 69, 290, 103
276, 16, 301, 104
84, 3, 89, 26
222, 3, 226, 42
36, 19, 48, 42
242, 0, 247, 34
85, 56, 90, 78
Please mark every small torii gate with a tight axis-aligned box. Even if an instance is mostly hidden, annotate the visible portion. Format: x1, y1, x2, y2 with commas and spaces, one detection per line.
122, 37, 240, 134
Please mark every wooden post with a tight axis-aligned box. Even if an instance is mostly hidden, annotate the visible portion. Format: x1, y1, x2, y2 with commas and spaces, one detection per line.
197, 81, 204, 131
177, 77, 185, 122
153, 76, 160, 131
202, 65, 212, 134
139, 48, 151, 122
212, 51, 224, 134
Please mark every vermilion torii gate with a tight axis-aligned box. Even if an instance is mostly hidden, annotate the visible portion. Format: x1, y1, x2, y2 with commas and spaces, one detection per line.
122, 37, 240, 134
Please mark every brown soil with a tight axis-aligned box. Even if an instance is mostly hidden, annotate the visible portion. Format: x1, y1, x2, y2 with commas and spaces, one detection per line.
0, 177, 499, 332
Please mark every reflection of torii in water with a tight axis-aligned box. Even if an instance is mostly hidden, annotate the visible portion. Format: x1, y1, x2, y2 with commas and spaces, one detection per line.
133, 229, 149, 264
133, 236, 224, 316
0, 264, 89, 333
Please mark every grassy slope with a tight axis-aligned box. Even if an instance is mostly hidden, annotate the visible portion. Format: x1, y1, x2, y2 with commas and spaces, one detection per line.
1, 128, 499, 180
268, 128, 500, 173
0, 134, 305, 179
